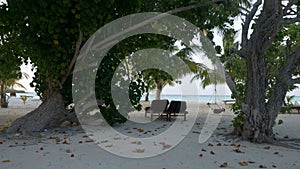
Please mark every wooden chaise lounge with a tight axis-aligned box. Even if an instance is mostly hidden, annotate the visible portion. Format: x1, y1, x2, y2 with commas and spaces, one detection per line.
166, 101, 188, 121
145, 99, 169, 121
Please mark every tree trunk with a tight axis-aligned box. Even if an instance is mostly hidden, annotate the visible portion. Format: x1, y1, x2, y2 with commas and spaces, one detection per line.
239, 52, 271, 143
0, 83, 7, 108
145, 91, 150, 101
7, 90, 78, 133
155, 82, 162, 100
233, 1, 286, 143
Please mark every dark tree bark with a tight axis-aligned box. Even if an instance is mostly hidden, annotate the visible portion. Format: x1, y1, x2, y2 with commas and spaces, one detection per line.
145, 92, 150, 101
7, 90, 78, 133
230, 0, 300, 143
0, 82, 8, 108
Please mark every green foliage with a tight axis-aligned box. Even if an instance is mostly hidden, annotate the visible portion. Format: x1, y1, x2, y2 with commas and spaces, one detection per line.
232, 111, 244, 128
0, 3, 25, 106
5, 0, 248, 124
277, 119, 283, 125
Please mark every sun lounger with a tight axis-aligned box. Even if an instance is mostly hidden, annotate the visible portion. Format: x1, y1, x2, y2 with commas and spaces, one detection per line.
281, 105, 300, 114
166, 101, 188, 121
145, 99, 169, 121
223, 100, 236, 105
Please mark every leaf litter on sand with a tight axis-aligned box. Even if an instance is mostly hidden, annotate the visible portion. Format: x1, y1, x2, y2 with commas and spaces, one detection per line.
219, 162, 228, 168
159, 142, 171, 150
132, 148, 145, 153
238, 161, 248, 166
233, 147, 244, 153
2, 159, 11, 163
131, 141, 142, 145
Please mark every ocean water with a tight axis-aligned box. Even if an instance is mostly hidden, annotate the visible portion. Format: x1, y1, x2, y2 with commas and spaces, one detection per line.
6, 92, 300, 104
142, 94, 300, 103
142, 95, 232, 103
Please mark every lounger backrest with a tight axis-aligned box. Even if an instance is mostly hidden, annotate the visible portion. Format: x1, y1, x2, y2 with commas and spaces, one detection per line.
167, 101, 187, 113
151, 100, 169, 113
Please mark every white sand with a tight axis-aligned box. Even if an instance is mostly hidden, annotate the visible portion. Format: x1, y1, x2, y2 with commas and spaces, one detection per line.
0, 100, 300, 169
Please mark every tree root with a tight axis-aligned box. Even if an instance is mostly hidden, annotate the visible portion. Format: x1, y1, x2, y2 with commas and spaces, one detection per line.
275, 138, 300, 142
218, 132, 300, 150
265, 137, 300, 150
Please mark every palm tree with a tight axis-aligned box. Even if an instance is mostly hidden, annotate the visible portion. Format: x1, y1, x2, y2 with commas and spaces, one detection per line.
142, 69, 176, 101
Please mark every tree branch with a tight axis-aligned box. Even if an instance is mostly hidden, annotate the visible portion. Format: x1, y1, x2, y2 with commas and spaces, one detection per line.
282, 0, 299, 16
241, 0, 262, 48
281, 16, 300, 24
166, 0, 225, 15
224, 70, 239, 96
232, 49, 246, 59
284, 45, 300, 86
292, 77, 300, 85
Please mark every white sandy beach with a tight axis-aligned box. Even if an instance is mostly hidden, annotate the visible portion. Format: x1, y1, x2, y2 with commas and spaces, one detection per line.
1, 99, 300, 169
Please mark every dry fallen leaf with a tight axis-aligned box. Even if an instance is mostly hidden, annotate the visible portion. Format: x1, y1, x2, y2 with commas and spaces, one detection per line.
233, 148, 244, 153
259, 164, 267, 168
159, 142, 171, 150
238, 161, 248, 166
247, 161, 255, 164
137, 128, 144, 133
105, 144, 113, 148
220, 162, 228, 168
217, 143, 222, 146
61, 120, 71, 127
201, 148, 207, 152
85, 139, 94, 143
0, 125, 9, 132
55, 137, 61, 143
100, 140, 108, 143
132, 148, 145, 153
62, 140, 71, 144
63, 134, 69, 139
274, 151, 279, 155
264, 146, 271, 150
208, 143, 214, 146
2, 160, 11, 163
210, 151, 215, 155
162, 144, 171, 150
113, 137, 122, 140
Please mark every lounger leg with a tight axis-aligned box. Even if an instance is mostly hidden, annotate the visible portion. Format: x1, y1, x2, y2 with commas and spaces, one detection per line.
151, 112, 153, 121
167, 113, 172, 121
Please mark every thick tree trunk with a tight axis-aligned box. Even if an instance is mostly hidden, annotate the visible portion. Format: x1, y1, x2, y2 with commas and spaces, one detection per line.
239, 53, 271, 143
7, 91, 78, 133
0, 83, 7, 108
233, 1, 285, 143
